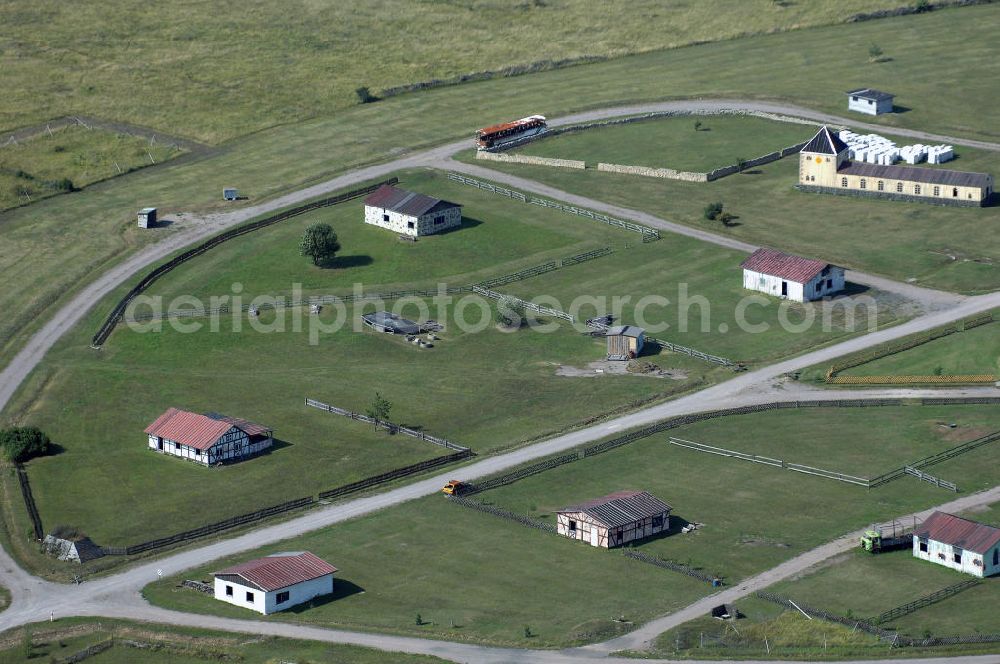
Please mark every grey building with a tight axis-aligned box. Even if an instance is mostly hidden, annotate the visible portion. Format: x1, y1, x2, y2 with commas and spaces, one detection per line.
846, 88, 894, 115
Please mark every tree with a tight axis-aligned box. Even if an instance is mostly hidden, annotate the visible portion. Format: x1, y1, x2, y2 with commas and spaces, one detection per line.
703, 201, 724, 221
868, 43, 884, 62
735, 156, 747, 173
355, 86, 376, 104
299, 223, 341, 266
0, 427, 51, 463
496, 294, 527, 329
365, 391, 392, 430
693, 120, 702, 132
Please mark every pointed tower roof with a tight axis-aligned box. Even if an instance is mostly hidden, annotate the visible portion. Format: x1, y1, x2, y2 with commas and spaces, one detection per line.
802, 126, 848, 155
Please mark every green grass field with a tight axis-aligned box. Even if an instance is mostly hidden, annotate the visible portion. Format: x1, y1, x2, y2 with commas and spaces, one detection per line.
463, 133, 1000, 294
0, 1, 905, 144
515, 115, 815, 171
3, 5, 1000, 369
143, 404, 1000, 647
0, 618, 448, 664
0, 125, 184, 212
498, 230, 906, 365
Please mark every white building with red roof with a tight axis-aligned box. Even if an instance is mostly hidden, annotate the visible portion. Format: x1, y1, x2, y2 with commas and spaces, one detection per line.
144, 407, 273, 466
913, 511, 1000, 578
214, 551, 337, 614
363, 184, 462, 237
740, 248, 845, 302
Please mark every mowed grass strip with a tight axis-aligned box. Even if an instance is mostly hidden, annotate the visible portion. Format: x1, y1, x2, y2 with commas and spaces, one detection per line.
144, 405, 1000, 647
5, 5, 1000, 368
514, 115, 815, 171
461, 132, 1000, 294
141, 168, 621, 303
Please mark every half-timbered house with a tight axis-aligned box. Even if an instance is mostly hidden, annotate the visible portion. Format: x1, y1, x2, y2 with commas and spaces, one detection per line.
556, 490, 672, 548
145, 407, 273, 466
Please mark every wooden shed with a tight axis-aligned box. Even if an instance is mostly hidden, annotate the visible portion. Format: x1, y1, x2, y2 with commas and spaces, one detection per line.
606, 325, 645, 360
556, 490, 671, 548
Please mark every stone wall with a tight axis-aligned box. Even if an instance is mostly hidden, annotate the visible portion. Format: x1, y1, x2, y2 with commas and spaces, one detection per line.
476, 151, 585, 169
795, 184, 985, 208
597, 163, 707, 182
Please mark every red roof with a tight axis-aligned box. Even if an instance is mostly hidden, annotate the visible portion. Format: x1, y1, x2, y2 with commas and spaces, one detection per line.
144, 408, 270, 451
363, 184, 458, 218
740, 248, 831, 284
916, 511, 1000, 554
476, 115, 546, 137
215, 552, 337, 591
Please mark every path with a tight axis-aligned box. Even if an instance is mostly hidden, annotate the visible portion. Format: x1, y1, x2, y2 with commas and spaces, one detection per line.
0, 100, 998, 662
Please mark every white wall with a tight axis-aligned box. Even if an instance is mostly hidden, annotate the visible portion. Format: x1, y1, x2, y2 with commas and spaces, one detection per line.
743, 269, 805, 302
848, 96, 892, 115
214, 575, 334, 615
364, 205, 461, 237
912, 536, 1000, 578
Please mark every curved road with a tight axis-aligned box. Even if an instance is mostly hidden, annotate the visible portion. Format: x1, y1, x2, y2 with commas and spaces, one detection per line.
1, 100, 999, 662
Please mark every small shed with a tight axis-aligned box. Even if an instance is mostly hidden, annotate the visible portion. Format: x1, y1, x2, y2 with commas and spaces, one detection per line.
362, 311, 421, 335
556, 490, 672, 548
606, 325, 645, 360
741, 248, 845, 302
913, 511, 1000, 578
214, 551, 337, 614
223, 188, 239, 201
846, 88, 894, 116
137, 207, 157, 228
41, 534, 104, 563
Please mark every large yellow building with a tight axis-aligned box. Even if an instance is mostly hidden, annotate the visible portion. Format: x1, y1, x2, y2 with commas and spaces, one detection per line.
797, 126, 993, 207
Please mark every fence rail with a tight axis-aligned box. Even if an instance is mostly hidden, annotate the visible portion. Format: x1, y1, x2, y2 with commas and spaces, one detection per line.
870, 429, 1000, 488
477, 262, 558, 289
904, 466, 958, 492
318, 450, 473, 501
561, 246, 613, 267
15, 463, 44, 540
874, 579, 978, 624
447, 495, 557, 533
472, 286, 575, 322
92, 178, 398, 345
622, 549, 719, 584
447, 172, 660, 241
305, 397, 469, 452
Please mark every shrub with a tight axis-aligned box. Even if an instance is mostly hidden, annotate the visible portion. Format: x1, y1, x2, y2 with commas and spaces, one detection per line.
355, 86, 376, 104
719, 211, 736, 226
496, 294, 527, 329
868, 43, 884, 62
0, 427, 52, 463
703, 201, 723, 221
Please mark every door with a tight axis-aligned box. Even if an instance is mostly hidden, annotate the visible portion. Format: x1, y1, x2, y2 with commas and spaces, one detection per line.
591, 527, 599, 547
157, 437, 163, 450
781, 281, 788, 297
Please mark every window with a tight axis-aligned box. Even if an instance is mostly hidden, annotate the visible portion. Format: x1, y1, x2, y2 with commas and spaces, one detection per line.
652, 515, 663, 528
841, 177, 848, 188
877, 180, 884, 191
246, 591, 255, 603
915, 184, 921, 194
852, 96, 859, 102
434, 215, 446, 225
860, 179, 866, 189
954, 548, 963, 564
826, 279, 833, 289
933, 186, 940, 196
896, 182, 903, 192
953, 187, 959, 197
568, 520, 577, 531
407, 221, 414, 229
994, 548, 999, 566
276, 591, 290, 604
382, 214, 389, 222
919, 538, 928, 553
225, 585, 233, 597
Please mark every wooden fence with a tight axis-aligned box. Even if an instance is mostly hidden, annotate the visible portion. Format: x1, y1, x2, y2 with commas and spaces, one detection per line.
622, 549, 719, 584
92, 178, 398, 345
477, 261, 558, 289
446, 172, 660, 241
15, 462, 44, 540
471, 286, 575, 322
903, 466, 958, 492
869, 429, 1000, 489
304, 397, 469, 452
318, 450, 473, 501
561, 246, 613, 266
873, 579, 979, 625
582, 315, 739, 369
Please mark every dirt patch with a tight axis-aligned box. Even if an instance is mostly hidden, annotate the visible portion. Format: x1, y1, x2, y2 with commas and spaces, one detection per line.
931, 422, 995, 444
556, 359, 687, 380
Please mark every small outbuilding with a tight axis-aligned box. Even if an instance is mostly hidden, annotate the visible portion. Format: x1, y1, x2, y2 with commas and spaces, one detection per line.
214, 551, 337, 615
137, 207, 157, 228
606, 325, 645, 360
741, 248, 845, 302
362, 311, 422, 334
913, 511, 1000, 578
846, 88, 894, 115
556, 490, 672, 548
363, 184, 462, 237
223, 187, 240, 201
145, 407, 273, 466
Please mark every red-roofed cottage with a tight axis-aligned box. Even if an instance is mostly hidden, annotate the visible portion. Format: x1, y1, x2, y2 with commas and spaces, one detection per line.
740, 248, 845, 302
913, 511, 1000, 577
214, 552, 337, 614
363, 184, 462, 237
145, 408, 273, 466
